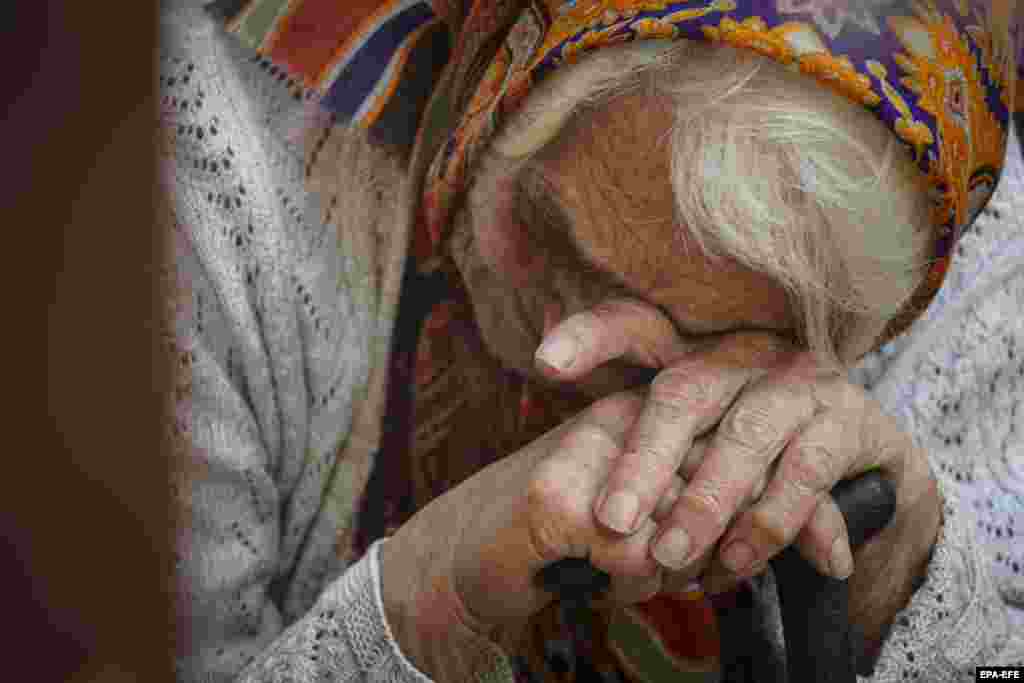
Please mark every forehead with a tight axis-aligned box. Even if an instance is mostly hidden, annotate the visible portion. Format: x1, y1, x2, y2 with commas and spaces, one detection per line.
532, 91, 795, 335
538, 93, 682, 281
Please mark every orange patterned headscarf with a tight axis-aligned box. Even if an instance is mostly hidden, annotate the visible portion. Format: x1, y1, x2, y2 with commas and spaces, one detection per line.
417, 0, 1022, 346
212, 0, 1021, 342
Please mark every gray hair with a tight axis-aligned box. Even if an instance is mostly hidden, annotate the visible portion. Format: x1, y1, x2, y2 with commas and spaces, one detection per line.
490, 40, 934, 364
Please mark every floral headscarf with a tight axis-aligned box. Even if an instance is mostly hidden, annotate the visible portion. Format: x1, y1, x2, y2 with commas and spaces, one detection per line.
211, 0, 1022, 344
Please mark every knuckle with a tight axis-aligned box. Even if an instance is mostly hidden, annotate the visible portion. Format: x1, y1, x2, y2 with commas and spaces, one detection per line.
526, 510, 569, 565
528, 454, 586, 515
787, 444, 839, 495
525, 476, 580, 562
562, 423, 617, 455
623, 443, 679, 483
649, 368, 717, 413
526, 468, 563, 512
719, 404, 782, 458
814, 377, 859, 415
590, 297, 646, 321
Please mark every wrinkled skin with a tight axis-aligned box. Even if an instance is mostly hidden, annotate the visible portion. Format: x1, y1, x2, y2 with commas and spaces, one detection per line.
381, 91, 942, 681
451, 92, 798, 397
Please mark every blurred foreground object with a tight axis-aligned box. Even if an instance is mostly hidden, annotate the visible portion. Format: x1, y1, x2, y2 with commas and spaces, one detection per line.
0, 3, 171, 682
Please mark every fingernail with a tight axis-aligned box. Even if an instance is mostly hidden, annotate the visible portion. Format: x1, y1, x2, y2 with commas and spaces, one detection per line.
653, 528, 691, 570
536, 333, 578, 372
830, 537, 854, 580
721, 541, 756, 575
598, 489, 639, 534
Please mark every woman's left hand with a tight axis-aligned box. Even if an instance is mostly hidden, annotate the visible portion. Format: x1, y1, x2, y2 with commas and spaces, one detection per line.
534, 298, 942, 645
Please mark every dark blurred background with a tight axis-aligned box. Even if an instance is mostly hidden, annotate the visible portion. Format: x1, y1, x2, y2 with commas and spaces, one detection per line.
1, 4, 170, 682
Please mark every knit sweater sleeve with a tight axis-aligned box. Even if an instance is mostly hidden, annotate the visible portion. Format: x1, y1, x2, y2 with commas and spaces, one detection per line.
849, 124, 1024, 680
161, 5, 494, 682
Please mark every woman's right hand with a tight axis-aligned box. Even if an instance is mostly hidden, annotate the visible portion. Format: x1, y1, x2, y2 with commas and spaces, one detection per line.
379, 391, 686, 681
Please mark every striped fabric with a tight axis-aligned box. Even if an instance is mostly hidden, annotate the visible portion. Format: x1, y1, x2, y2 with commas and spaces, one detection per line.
206, 0, 451, 149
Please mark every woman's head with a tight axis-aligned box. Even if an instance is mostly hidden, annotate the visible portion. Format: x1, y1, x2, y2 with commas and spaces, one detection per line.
216, 0, 1019, 368
452, 40, 933, 393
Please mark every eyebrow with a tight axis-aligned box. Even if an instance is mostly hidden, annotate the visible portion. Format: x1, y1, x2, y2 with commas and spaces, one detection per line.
514, 163, 636, 292
513, 164, 801, 344
514, 162, 697, 334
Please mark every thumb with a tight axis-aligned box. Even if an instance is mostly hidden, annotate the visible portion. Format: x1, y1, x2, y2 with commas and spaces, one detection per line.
534, 298, 692, 380
452, 393, 651, 628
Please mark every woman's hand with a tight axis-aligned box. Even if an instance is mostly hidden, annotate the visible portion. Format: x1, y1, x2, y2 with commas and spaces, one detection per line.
379, 392, 686, 681
534, 298, 943, 647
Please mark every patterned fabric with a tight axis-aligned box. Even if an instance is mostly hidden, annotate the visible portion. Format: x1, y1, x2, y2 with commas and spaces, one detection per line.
206, 1, 1024, 681
210, 0, 1022, 343
206, 0, 453, 150
418, 0, 1023, 345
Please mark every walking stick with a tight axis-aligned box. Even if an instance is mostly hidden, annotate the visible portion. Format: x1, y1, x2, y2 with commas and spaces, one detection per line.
535, 470, 897, 683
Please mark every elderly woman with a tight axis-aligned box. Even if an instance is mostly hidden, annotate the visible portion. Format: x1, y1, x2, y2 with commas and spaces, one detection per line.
164, 0, 1024, 681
